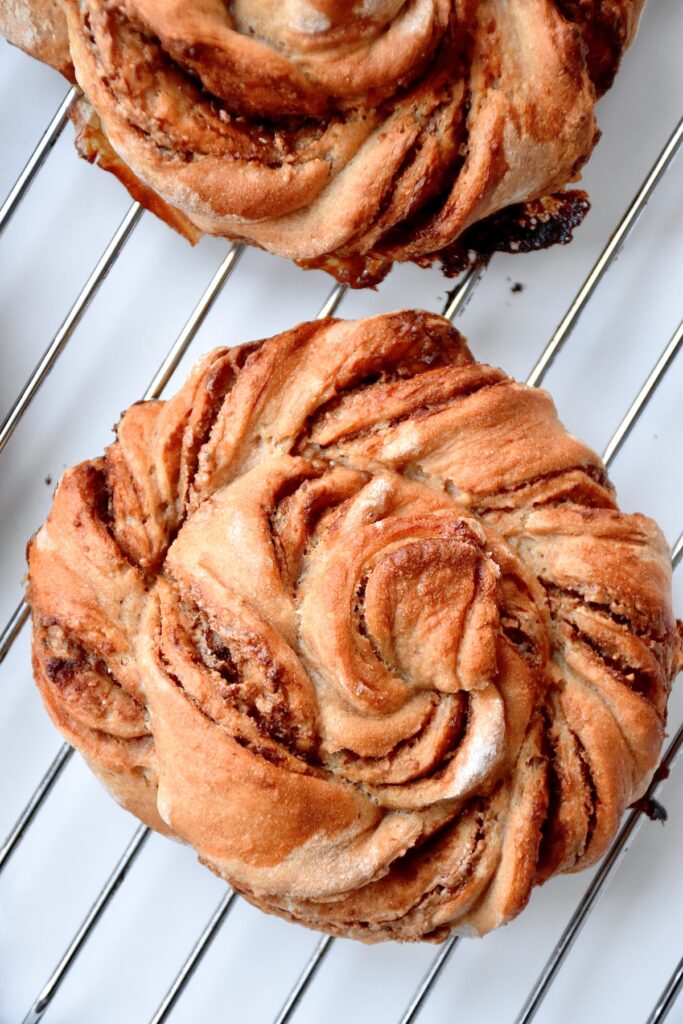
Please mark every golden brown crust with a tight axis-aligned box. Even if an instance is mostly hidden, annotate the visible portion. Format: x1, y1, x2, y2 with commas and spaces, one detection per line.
0, 0, 73, 77
27, 311, 680, 942
70, 97, 202, 244
1, 0, 644, 284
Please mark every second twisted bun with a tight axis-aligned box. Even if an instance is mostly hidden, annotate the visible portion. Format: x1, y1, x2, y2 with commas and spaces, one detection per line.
2, 1, 644, 283
28, 311, 680, 941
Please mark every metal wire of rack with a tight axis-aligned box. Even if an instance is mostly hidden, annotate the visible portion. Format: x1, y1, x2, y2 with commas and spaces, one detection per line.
1, 11, 682, 1024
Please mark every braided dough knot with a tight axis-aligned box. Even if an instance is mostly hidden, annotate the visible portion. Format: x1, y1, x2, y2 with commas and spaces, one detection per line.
29, 311, 680, 940
0, 0, 643, 281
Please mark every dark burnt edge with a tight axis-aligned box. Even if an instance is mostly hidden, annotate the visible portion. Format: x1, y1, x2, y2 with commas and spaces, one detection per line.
437, 191, 592, 277
556, 0, 634, 95
298, 189, 592, 289
629, 793, 668, 823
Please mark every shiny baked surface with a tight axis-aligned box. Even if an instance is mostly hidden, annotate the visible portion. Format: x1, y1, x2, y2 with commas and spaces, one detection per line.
27, 311, 680, 942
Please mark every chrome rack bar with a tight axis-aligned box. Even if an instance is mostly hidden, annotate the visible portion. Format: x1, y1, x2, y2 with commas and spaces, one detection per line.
0, 85, 80, 236
0, 200, 143, 455
317, 283, 349, 320
0, 599, 31, 665
0, 745, 72, 872
0, 241, 245, 665
318, 282, 348, 320
527, 112, 683, 387
272, 937, 334, 1024
21, 825, 150, 1024
672, 531, 683, 571
602, 318, 683, 465
645, 954, 683, 1024
0, 242, 244, 874
148, 891, 238, 1024
145, 280, 348, 1024
146, 242, 245, 399
442, 261, 487, 321
397, 936, 460, 1024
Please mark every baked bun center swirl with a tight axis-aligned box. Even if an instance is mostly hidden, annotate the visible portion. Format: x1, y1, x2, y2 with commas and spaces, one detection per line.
28, 312, 681, 941
299, 493, 513, 796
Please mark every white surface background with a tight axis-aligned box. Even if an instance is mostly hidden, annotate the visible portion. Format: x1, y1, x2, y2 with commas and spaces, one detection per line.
1, 4, 682, 1022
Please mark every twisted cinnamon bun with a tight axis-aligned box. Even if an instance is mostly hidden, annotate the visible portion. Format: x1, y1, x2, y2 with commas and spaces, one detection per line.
2, 1, 644, 284
28, 311, 681, 941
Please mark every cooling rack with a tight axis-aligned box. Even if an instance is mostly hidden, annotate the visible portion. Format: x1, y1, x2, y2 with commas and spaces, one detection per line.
1, 5, 682, 1022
